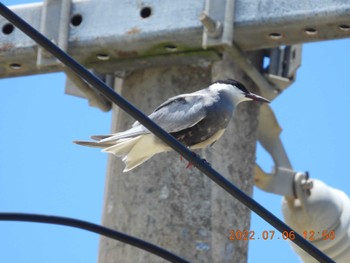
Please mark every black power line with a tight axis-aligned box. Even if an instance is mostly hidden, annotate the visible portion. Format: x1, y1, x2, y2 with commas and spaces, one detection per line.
0, 213, 190, 263
0, 3, 334, 263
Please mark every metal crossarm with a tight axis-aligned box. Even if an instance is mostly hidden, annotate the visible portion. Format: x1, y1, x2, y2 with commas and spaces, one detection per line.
1, 0, 350, 78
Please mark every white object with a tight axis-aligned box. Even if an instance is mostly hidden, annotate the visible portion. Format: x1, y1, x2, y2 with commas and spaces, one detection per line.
282, 179, 350, 262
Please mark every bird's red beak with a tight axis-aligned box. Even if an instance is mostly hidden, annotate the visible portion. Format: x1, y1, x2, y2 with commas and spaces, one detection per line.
245, 93, 270, 103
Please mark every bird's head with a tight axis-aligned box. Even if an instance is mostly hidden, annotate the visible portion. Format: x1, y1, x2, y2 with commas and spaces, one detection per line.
213, 79, 270, 105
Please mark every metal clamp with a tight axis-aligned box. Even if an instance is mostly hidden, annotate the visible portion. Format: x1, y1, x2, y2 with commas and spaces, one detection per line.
293, 172, 313, 200
264, 45, 302, 91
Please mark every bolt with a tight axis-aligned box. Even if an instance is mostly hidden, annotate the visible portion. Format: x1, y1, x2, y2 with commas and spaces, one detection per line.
199, 12, 223, 39
301, 172, 313, 196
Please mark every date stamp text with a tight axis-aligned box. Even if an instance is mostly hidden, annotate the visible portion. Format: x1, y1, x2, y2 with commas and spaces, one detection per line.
229, 229, 335, 241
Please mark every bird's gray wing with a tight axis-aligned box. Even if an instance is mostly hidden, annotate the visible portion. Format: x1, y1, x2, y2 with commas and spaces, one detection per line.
138, 93, 215, 133
100, 90, 218, 143
95, 94, 209, 144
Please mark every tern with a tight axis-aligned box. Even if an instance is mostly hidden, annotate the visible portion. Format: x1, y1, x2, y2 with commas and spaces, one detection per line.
74, 79, 270, 172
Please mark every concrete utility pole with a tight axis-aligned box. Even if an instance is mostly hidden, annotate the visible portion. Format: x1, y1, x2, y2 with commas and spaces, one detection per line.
98, 51, 263, 262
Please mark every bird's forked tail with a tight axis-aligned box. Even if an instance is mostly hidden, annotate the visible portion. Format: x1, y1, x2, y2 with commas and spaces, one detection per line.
74, 134, 168, 172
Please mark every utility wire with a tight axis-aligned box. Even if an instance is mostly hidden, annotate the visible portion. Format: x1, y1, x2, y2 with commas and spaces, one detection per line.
0, 3, 334, 263
0, 213, 190, 263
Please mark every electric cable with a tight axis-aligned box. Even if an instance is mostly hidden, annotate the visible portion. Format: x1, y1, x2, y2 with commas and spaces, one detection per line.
0, 213, 190, 263
0, 3, 334, 262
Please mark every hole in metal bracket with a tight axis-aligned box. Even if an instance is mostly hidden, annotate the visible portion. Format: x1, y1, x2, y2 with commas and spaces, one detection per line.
71, 14, 83, 26
268, 33, 282, 40
338, 24, 350, 31
304, 28, 317, 36
9, 63, 22, 70
96, 54, 110, 61
2, 23, 14, 35
140, 7, 152, 18
164, 45, 177, 52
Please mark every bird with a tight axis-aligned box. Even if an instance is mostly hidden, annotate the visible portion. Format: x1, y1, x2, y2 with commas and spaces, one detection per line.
74, 79, 270, 172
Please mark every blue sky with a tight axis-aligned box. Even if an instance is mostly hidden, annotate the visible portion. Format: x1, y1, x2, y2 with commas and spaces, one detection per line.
1, 1, 350, 262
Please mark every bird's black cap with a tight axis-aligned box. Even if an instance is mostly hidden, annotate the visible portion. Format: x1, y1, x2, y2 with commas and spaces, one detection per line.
214, 79, 250, 94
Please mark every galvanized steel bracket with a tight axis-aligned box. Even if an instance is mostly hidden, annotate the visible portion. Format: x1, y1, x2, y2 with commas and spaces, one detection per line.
37, 0, 72, 67
36, 0, 112, 111
64, 69, 112, 112
2, 0, 350, 80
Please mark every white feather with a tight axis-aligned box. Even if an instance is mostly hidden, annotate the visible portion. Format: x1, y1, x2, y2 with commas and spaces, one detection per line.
102, 134, 171, 172
100, 126, 146, 143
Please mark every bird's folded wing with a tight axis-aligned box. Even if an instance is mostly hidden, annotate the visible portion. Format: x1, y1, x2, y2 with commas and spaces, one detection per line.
99, 93, 214, 143
143, 94, 210, 133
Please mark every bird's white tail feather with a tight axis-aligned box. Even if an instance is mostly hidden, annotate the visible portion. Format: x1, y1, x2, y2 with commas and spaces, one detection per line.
100, 126, 145, 143
122, 155, 153, 172
73, 140, 113, 148
102, 136, 142, 157
103, 134, 170, 172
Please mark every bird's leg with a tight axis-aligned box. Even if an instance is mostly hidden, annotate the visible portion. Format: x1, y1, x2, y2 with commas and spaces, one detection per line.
186, 162, 194, 169
180, 151, 211, 169
180, 155, 191, 168
179, 147, 193, 168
